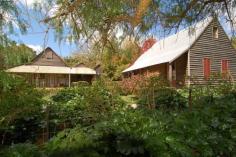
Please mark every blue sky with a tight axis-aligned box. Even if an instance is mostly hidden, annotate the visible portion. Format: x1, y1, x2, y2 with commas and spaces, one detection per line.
8, 0, 78, 57
10, 20, 78, 57
9, 0, 234, 57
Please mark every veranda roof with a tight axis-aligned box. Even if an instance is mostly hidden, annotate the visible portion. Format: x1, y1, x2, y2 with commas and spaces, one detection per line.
6, 65, 97, 75
123, 17, 213, 73
70, 66, 97, 75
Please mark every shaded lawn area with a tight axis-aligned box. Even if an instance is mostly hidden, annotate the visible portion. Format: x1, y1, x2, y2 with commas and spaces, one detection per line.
121, 95, 138, 105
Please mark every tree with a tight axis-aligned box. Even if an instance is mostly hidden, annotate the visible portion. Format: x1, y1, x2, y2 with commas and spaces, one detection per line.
0, 0, 28, 44
0, 71, 43, 145
36, 0, 159, 49
37, 0, 235, 48
65, 37, 140, 80
160, 0, 236, 31
0, 0, 31, 70
0, 42, 36, 70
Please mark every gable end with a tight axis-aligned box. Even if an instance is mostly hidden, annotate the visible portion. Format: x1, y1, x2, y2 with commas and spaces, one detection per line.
189, 18, 236, 83
31, 47, 66, 67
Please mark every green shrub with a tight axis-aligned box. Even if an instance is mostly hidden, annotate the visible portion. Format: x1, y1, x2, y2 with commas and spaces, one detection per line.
50, 80, 125, 127
190, 73, 234, 102
45, 93, 236, 156
0, 72, 43, 117
45, 111, 153, 157
71, 81, 90, 87
0, 72, 44, 145
138, 76, 186, 109
154, 87, 186, 109
2, 72, 236, 157
45, 127, 100, 157
0, 143, 43, 157
51, 87, 79, 103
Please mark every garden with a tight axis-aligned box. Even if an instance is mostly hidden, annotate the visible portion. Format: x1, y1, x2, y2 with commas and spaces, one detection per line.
0, 72, 236, 157
1, 0, 236, 156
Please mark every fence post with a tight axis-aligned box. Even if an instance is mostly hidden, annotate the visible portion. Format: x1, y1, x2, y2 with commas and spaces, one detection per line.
188, 88, 192, 110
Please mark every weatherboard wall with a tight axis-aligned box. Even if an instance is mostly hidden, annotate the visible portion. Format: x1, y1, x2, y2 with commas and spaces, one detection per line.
32, 48, 66, 66
189, 19, 236, 83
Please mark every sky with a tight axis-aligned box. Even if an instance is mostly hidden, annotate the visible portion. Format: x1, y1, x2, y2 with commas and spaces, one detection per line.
9, 0, 78, 57
9, 0, 235, 57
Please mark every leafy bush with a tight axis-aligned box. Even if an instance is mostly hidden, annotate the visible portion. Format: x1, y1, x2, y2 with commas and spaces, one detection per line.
2, 71, 236, 157
71, 81, 90, 87
0, 72, 44, 145
45, 127, 100, 157
0, 143, 43, 157
50, 80, 125, 127
120, 72, 162, 95
153, 87, 186, 109
45, 111, 153, 157
0, 72, 43, 118
51, 87, 79, 103
138, 76, 186, 109
176, 74, 235, 108
0, 72, 43, 116
120, 74, 146, 95
45, 92, 236, 157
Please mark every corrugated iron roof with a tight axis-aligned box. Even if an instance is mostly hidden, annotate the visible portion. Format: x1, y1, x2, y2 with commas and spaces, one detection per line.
6, 65, 96, 75
123, 17, 213, 73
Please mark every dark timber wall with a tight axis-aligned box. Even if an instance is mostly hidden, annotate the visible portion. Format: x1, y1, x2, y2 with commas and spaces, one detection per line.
18, 73, 69, 87
175, 53, 187, 86
189, 19, 236, 83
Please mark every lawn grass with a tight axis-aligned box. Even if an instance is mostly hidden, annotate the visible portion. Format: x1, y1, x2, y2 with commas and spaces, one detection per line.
121, 95, 138, 105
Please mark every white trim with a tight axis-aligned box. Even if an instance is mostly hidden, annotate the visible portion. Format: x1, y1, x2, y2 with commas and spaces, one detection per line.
187, 50, 191, 86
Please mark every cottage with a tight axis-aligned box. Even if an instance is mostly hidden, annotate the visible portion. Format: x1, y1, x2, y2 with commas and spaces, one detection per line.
6, 47, 97, 87
123, 17, 236, 86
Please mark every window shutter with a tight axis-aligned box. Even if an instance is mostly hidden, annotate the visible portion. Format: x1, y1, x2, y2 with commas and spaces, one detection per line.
221, 60, 229, 74
203, 58, 210, 79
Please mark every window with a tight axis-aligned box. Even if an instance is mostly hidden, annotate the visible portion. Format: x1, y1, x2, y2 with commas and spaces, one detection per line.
203, 58, 211, 79
221, 60, 229, 74
46, 53, 53, 60
213, 26, 218, 39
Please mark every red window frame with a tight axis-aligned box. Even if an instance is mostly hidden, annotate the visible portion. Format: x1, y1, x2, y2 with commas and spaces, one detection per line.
221, 60, 229, 74
203, 58, 211, 79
